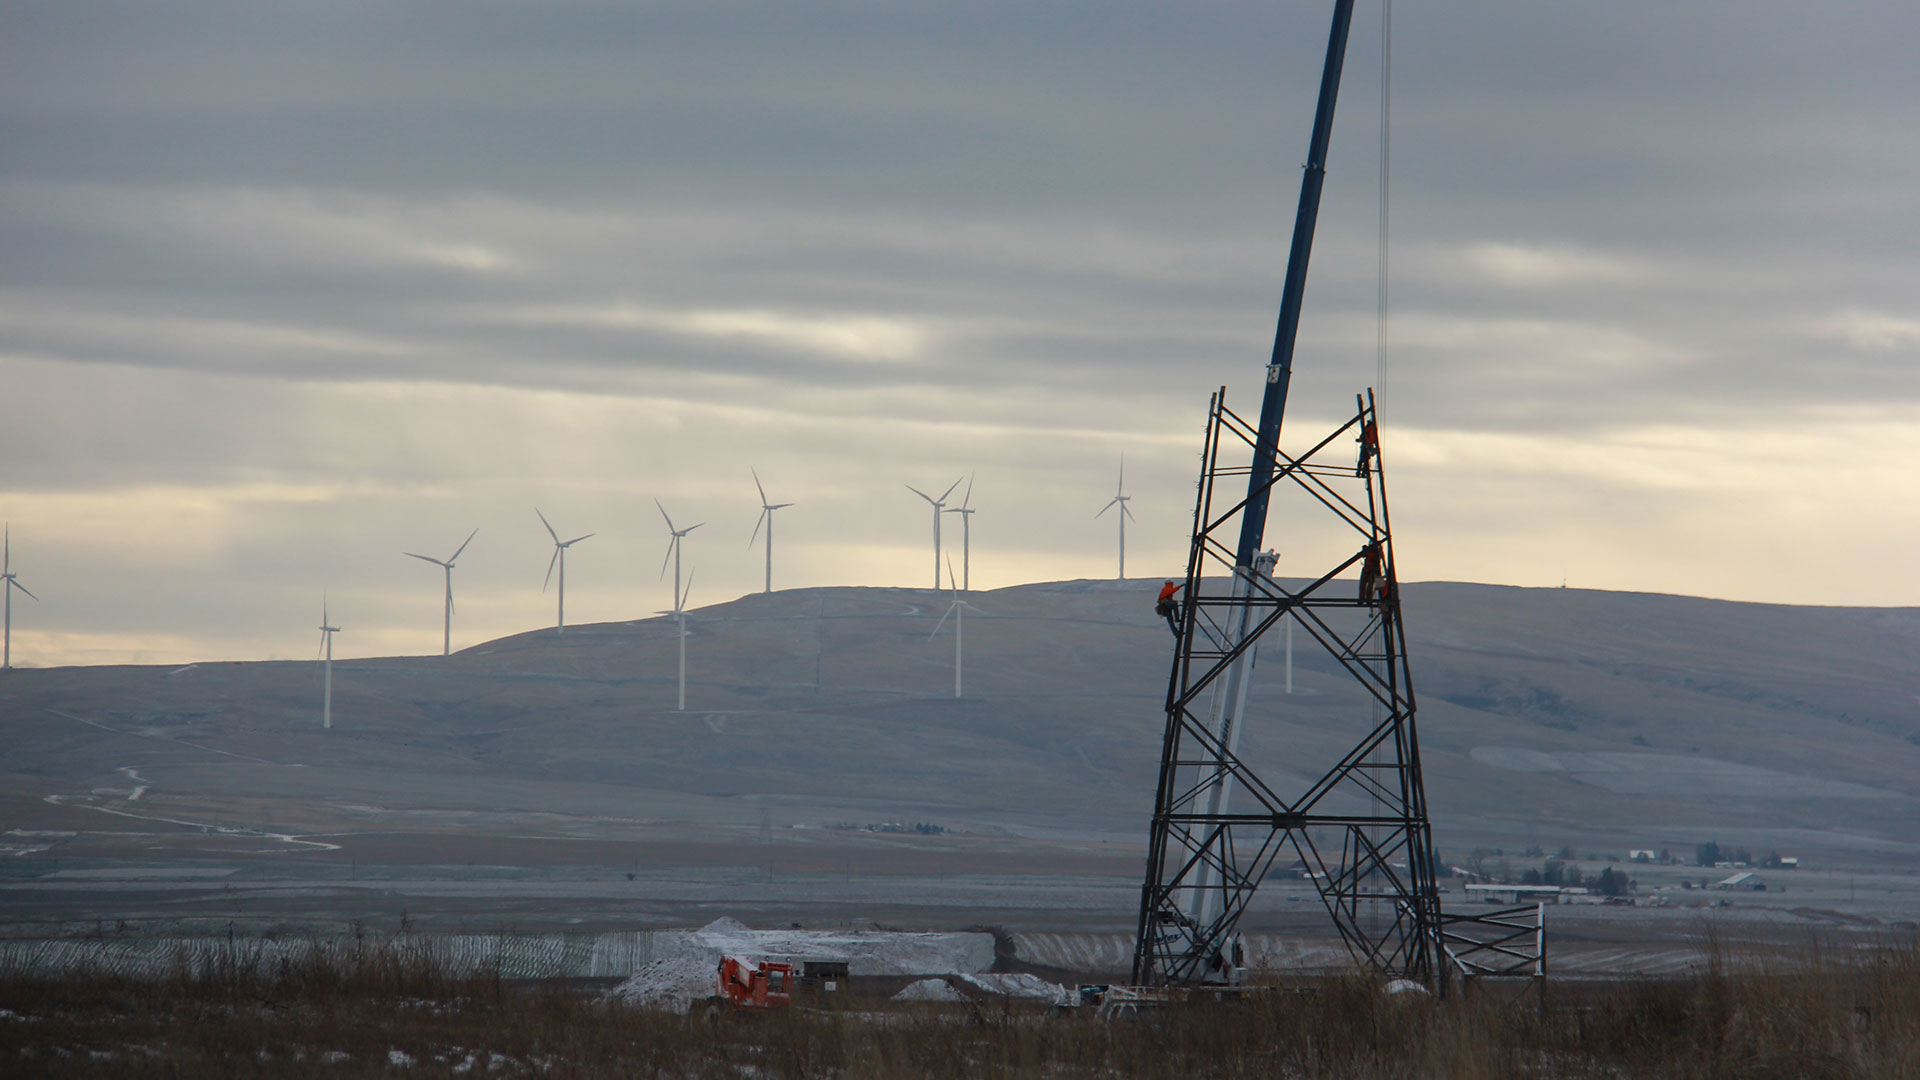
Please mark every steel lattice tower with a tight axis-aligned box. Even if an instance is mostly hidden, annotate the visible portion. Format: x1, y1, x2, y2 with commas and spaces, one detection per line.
1131, 389, 1444, 987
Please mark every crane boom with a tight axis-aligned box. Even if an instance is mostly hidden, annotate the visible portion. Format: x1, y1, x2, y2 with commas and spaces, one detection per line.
1236, 0, 1356, 570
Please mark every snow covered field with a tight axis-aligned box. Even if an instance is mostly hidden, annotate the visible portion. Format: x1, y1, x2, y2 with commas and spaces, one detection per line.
0, 917, 995, 983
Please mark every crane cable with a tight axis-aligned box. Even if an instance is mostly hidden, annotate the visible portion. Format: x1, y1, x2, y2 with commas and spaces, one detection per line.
1376, 0, 1392, 415
1368, 0, 1393, 935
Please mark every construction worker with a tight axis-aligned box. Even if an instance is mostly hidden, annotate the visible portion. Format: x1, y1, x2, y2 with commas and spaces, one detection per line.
1358, 542, 1382, 603
1356, 418, 1378, 477
1154, 580, 1183, 637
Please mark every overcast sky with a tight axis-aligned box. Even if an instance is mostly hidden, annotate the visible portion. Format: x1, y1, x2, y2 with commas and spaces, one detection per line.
2, 1, 1916, 666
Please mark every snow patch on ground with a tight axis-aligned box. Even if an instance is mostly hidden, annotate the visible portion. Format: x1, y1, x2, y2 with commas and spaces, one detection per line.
603, 958, 716, 1011
955, 973, 1070, 1004
649, 917, 991, 975
892, 978, 965, 1002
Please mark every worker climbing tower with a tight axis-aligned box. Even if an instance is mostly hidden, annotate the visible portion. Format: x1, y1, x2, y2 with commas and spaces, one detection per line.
1130, 0, 1451, 988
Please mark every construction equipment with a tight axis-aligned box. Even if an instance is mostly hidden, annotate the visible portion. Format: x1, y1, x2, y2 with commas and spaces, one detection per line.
693, 956, 851, 1023
703, 955, 793, 1014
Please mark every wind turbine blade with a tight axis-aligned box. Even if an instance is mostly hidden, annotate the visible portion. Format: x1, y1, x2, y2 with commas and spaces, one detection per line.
938, 476, 963, 503
544, 547, 560, 591
318, 630, 326, 661
905, 484, 933, 504
946, 556, 958, 593
680, 569, 696, 612
449, 528, 478, 564
750, 508, 767, 549
752, 468, 768, 505
929, 603, 955, 640
659, 538, 675, 580
685, 522, 704, 534
11, 579, 36, 601
1123, 504, 1137, 522
535, 507, 559, 543
1118, 453, 1126, 495
961, 472, 974, 510
1095, 498, 1118, 518
655, 499, 677, 532
2, 524, 8, 572
566, 533, 593, 545
404, 552, 446, 566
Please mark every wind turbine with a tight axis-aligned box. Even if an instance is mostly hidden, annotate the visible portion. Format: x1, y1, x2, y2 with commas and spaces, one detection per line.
656, 569, 695, 711
655, 500, 702, 611
3, 526, 37, 670
748, 469, 793, 595
905, 476, 963, 589
942, 473, 976, 591
928, 558, 977, 699
1095, 455, 1135, 580
536, 508, 593, 634
403, 527, 477, 657
318, 599, 340, 729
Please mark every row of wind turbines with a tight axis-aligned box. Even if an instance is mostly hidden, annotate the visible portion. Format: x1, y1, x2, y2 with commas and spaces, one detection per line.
308, 460, 1138, 725
2, 458, 1142, 698
392, 460, 1139, 658
393, 473, 789, 657
910, 456, 1138, 590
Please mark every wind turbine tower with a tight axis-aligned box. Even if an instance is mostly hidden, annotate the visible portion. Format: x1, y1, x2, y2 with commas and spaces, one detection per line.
1096, 456, 1135, 579
942, 474, 977, 591
906, 477, 963, 589
748, 469, 793, 595
536, 508, 594, 634
655, 500, 703, 611
2, 526, 38, 670
657, 570, 696, 711
318, 600, 340, 729
403, 528, 477, 657
929, 559, 977, 698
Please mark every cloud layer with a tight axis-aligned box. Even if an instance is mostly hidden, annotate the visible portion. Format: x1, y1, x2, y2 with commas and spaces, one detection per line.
1, 1, 1916, 664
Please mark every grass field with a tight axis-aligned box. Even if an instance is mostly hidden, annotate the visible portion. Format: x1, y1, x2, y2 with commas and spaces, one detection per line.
4, 933, 1918, 1077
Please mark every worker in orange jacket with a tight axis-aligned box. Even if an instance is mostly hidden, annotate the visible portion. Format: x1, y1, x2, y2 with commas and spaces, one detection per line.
1359, 543, 1383, 603
1155, 580, 1183, 637
1356, 418, 1378, 477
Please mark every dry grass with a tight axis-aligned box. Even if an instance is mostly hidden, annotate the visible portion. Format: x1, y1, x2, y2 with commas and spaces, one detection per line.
3, 935, 1918, 1077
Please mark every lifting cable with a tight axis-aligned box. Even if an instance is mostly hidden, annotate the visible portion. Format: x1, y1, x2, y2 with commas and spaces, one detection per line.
1376, 0, 1393, 414
1368, 0, 1393, 934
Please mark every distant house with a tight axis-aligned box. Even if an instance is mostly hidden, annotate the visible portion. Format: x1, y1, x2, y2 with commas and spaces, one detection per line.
1777, 857, 1799, 870
1629, 850, 1657, 863
1712, 871, 1765, 891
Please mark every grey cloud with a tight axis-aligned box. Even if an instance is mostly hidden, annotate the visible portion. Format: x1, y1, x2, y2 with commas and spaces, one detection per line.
2, 1, 1916, 661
